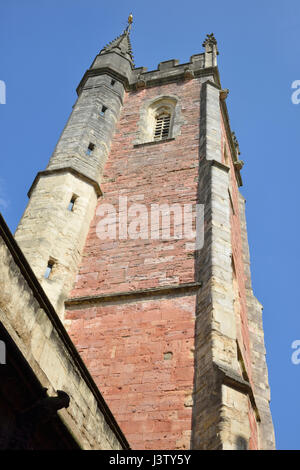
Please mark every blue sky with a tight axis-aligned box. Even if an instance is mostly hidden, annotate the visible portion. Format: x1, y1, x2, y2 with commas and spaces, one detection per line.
1, 0, 299, 450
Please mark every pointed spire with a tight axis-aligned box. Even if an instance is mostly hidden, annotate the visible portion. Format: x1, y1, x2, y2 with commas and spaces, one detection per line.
99, 14, 134, 65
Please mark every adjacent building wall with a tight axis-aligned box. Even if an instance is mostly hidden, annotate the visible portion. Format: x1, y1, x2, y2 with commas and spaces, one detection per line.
0, 214, 129, 450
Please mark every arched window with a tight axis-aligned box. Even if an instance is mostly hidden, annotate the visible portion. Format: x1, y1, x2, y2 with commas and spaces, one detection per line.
154, 111, 171, 141
134, 95, 186, 146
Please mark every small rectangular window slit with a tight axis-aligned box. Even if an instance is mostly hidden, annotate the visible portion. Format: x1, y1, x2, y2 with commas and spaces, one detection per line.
110, 79, 116, 86
99, 105, 107, 116
44, 260, 54, 279
68, 195, 77, 211
86, 143, 95, 155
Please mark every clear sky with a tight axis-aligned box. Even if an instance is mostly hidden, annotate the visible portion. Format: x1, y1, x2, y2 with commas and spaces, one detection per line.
1, 0, 299, 450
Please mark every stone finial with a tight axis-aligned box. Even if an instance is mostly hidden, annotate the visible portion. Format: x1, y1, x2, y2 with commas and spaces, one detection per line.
202, 33, 219, 67
202, 33, 218, 49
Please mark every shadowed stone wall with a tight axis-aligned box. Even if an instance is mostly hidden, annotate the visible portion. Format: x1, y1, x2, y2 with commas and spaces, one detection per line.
0, 215, 129, 450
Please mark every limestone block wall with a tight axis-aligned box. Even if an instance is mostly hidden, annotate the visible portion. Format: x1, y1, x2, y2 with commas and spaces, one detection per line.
15, 67, 127, 318
191, 155, 254, 449
47, 74, 125, 183
191, 81, 260, 450
0, 215, 128, 450
15, 172, 98, 318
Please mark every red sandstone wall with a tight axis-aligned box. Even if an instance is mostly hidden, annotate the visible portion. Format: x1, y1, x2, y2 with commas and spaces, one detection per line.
67, 295, 196, 449
70, 80, 201, 298
66, 80, 201, 449
66, 77, 259, 449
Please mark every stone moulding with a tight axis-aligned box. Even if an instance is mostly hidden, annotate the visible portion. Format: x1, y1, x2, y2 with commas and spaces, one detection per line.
82, 82, 124, 106
213, 361, 261, 422
65, 281, 203, 308
211, 159, 230, 173
27, 168, 103, 199
133, 137, 175, 148
77, 67, 131, 96
77, 63, 220, 95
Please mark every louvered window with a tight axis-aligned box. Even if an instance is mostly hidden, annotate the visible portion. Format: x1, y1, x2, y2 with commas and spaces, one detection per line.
153, 113, 171, 141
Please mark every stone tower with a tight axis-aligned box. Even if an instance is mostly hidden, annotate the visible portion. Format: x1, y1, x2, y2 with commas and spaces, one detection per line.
15, 19, 275, 450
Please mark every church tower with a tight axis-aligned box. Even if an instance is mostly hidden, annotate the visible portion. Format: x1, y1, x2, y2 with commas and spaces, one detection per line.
15, 18, 275, 450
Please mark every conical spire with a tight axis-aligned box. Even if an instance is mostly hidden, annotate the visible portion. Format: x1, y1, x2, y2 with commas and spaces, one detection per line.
100, 14, 134, 65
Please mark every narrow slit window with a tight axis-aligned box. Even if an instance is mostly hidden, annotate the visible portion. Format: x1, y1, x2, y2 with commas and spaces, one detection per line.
44, 260, 54, 279
154, 112, 171, 141
68, 195, 77, 211
99, 105, 107, 116
86, 143, 95, 155
110, 79, 116, 86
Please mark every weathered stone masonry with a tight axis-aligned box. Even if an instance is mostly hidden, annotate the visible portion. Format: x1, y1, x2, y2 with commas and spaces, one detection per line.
0, 214, 129, 449
15, 30, 132, 318
14, 24, 275, 450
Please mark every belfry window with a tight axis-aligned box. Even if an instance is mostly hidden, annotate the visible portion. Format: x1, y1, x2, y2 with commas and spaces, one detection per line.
153, 112, 171, 141
134, 96, 181, 145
